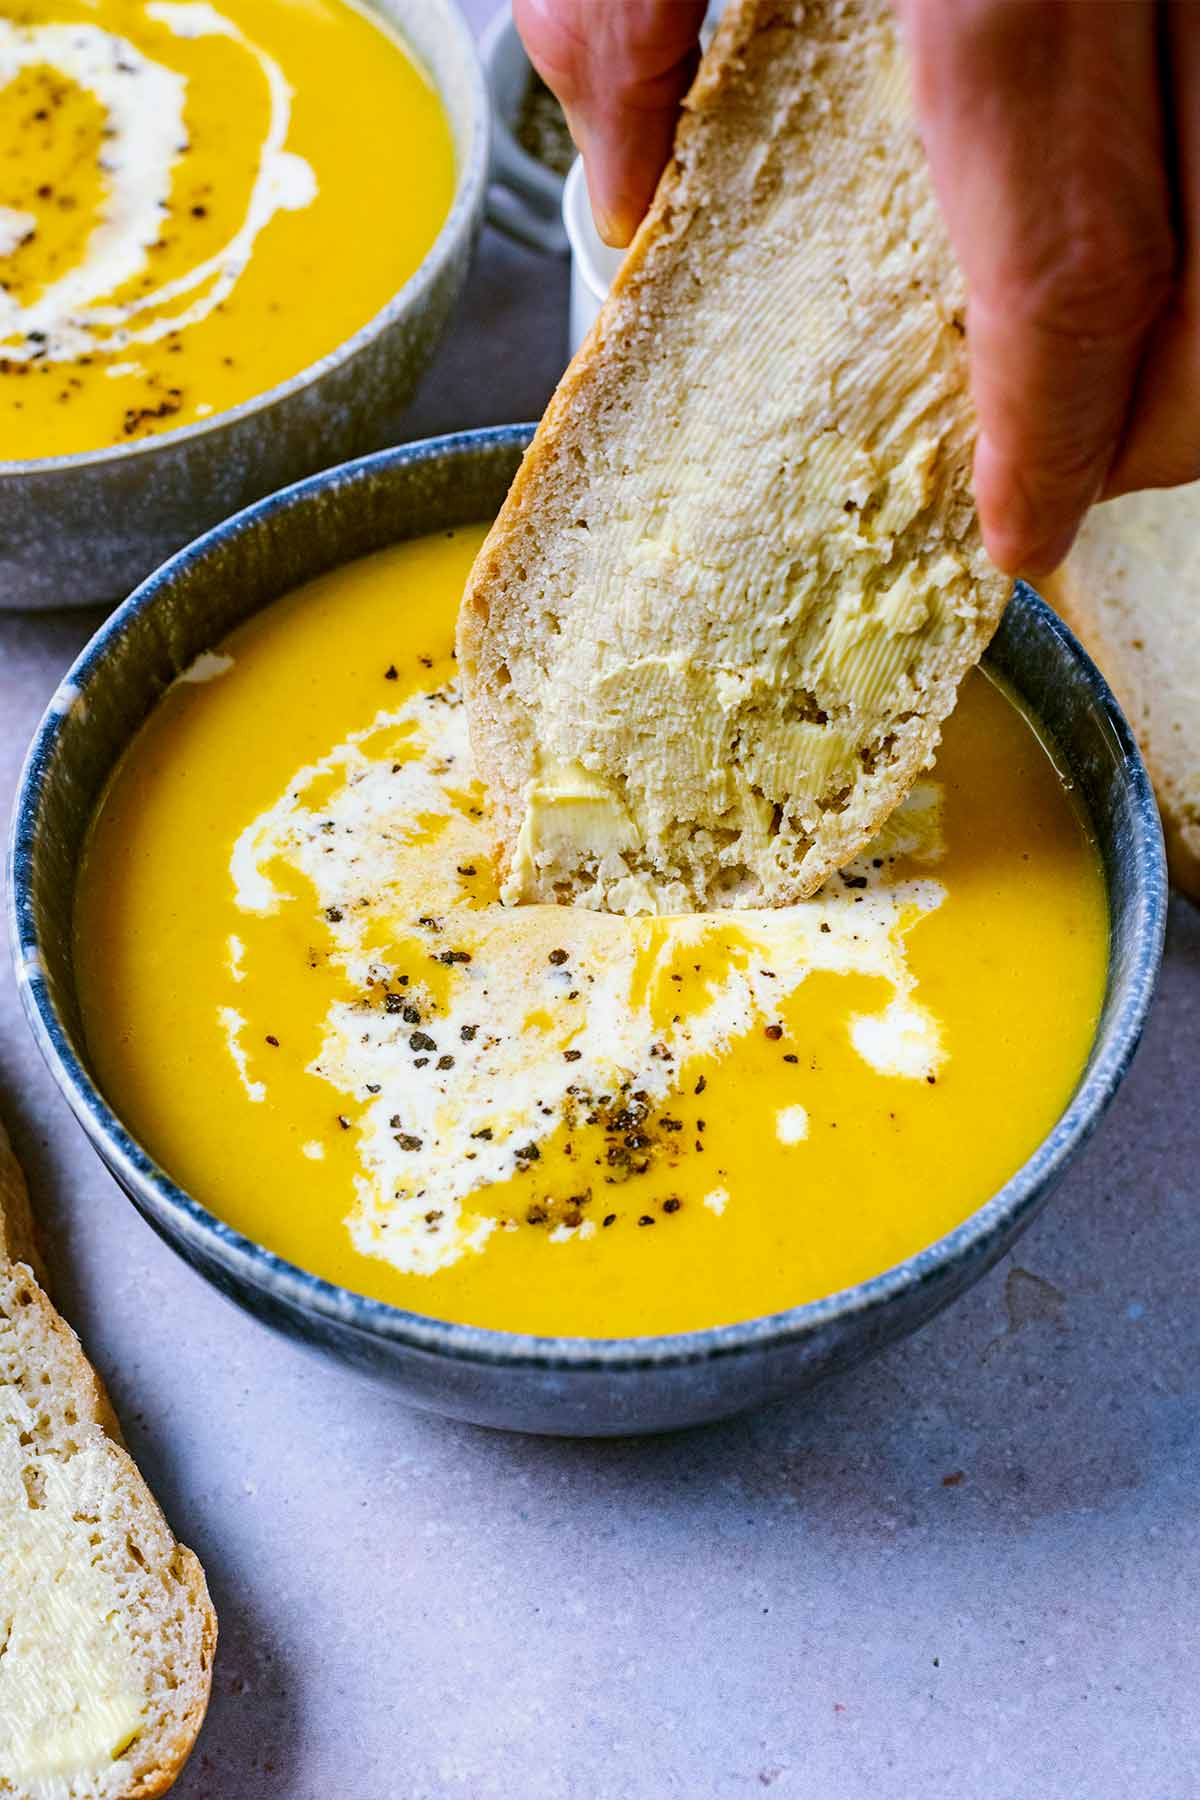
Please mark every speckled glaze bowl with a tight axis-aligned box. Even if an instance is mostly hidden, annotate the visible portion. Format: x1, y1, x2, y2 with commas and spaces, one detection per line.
0, 0, 488, 612
9, 428, 1167, 1435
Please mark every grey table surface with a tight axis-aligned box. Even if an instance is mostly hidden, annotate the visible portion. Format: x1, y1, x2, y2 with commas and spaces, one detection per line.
4, 5, 1200, 1794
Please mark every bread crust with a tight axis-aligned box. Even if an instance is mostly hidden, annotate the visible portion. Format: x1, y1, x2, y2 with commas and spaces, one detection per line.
0, 1117, 215, 1800
459, 0, 1010, 913
0, 1124, 44, 1283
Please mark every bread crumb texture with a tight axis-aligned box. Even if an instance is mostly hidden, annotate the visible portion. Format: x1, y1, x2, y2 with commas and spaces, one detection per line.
0, 1127, 214, 1800
1046, 486, 1200, 902
459, 0, 1010, 913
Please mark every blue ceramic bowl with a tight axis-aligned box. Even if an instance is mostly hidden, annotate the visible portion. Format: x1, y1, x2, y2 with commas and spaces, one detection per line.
7, 427, 1168, 1436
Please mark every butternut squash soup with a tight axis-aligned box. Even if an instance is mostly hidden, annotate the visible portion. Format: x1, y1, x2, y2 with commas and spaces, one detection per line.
74, 527, 1108, 1337
0, 0, 454, 457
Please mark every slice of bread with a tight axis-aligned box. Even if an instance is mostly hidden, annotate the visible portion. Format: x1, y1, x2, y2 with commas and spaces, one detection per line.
459, 0, 1011, 913
1045, 486, 1200, 902
0, 1127, 42, 1281
0, 1119, 215, 1800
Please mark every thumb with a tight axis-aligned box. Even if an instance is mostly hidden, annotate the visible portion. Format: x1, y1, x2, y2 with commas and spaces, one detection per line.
514, 0, 707, 246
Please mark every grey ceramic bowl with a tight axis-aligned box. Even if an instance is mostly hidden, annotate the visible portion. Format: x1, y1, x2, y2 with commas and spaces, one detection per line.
9, 427, 1167, 1436
0, 0, 488, 612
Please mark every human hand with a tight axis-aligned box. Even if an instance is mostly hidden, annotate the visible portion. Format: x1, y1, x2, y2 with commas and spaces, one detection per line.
893, 0, 1190, 574
513, 0, 707, 245
517, 0, 1197, 577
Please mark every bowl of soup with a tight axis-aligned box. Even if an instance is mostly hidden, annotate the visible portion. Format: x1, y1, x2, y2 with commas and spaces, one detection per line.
0, 0, 487, 609
8, 427, 1167, 1434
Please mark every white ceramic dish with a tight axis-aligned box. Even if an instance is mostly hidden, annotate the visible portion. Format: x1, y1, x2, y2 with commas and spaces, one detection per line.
562, 157, 627, 354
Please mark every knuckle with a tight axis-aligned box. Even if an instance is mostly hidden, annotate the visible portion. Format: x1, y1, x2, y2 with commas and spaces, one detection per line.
1029, 439, 1109, 503
1020, 216, 1175, 347
994, 406, 1113, 504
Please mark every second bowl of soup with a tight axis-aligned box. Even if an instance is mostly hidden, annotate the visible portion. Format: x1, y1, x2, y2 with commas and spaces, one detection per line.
0, 0, 487, 607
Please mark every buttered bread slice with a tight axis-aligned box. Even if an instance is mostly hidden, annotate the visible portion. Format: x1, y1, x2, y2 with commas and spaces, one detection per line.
1045, 486, 1200, 902
459, 0, 1011, 912
0, 1121, 215, 1800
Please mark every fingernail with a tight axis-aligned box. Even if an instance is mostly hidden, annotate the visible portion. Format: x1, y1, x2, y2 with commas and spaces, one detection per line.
594, 210, 633, 249
582, 180, 626, 249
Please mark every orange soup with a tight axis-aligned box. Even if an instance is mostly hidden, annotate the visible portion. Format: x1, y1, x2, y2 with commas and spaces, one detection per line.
75, 526, 1109, 1336
0, 0, 454, 456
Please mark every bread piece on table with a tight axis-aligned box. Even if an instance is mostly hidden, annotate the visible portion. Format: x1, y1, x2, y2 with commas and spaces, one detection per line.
1045, 487, 1200, 902
0, 1125, 42, 1279
459, 0, 1011, 914
0, 1119, 215, 1800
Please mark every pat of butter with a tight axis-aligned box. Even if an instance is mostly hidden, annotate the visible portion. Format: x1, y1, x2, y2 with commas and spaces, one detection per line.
876, 565, 930, 636
503, 756, 642, 904
0, 1432, 143, 1787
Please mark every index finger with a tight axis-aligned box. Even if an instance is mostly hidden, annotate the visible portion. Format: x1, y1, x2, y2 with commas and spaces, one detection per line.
895, 0, 1176, 574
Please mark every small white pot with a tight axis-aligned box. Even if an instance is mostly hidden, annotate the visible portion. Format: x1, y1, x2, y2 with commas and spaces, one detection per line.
561, 158, 626, 355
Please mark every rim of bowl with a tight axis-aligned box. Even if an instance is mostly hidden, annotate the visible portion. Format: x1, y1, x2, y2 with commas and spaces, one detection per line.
8, 426, 1169, 1375
0, 0, 489, 481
